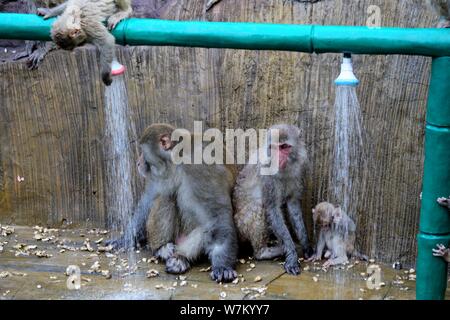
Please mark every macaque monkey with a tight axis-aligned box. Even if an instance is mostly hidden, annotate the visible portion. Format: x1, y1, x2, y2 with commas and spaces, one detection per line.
107, 124, 238, 283
233, 124, 311, 275
428, 0, 450, 28
308, 202, 366, 267
37, 0, 132, 85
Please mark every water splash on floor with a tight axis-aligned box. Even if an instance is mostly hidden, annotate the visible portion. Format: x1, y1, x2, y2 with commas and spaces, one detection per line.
329, 85, 366, 218
104, 76, 138, 270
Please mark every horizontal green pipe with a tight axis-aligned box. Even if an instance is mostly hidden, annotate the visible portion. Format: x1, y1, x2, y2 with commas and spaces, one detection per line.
1, 13, 450, 56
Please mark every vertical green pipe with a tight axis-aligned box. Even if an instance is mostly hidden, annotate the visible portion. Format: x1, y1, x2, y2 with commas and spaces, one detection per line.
417, 56, 450, 300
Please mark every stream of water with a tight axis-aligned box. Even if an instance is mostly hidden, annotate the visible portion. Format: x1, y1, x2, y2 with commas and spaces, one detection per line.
329, 85, 366, 219
104, 76, 138, 276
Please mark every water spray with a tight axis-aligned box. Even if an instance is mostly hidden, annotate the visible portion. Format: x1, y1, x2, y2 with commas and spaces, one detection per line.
334, 53, 359, 87
111, 59, 126, 76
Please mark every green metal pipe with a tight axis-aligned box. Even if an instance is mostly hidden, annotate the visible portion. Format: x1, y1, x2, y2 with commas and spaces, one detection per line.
417, 56, 450, 300
1, 13, 450, 56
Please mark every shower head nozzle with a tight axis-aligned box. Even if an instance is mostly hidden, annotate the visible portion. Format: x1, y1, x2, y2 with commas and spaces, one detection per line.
111, 59, 126, 76
335, 53, 359, 87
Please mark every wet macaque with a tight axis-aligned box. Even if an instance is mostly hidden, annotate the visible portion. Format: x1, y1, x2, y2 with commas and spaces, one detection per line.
37, 0, 132, 85
309, 202, 366, 267
428, 0, 450, 28
108, 124, 238, 282
433, 244, 450, 262
233, 124, 311, 275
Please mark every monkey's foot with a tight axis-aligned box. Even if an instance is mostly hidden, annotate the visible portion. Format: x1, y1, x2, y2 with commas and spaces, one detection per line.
154, 243, 176, 261
324, 250, 332, 259
254, 246, 283, 260
437, 20, 450, 28
284, 259, 301, 275
323, 256, 348, 268
166, 255, 190, 274
27, 49, 46, 70
36, 8, 52, 19
306, 254, 322, 262
210, 266, 237, 283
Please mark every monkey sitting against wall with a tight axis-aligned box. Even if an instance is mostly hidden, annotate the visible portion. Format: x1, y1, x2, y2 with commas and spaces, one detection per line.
37, 0, 132, 85
308, 202, 367, 267
428, 0, 450, 28
233, 124, 311, 275
107, 124, 239, 283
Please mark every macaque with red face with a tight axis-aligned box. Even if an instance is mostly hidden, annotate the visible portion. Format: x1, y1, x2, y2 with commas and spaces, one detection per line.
233, 124, 311, 275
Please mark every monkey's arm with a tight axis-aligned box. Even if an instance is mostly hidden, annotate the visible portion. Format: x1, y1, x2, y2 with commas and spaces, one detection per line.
308, 230, 326, 262
26, 42, 57, 70
88, 22, 115, 86
287, 198, 312, 257
263, 184, 300, 275
108, 0, 132, 30
37, 2, 67, 19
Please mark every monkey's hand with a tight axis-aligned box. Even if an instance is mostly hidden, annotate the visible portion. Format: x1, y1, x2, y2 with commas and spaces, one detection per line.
306, 254, 322, 263
433, 244, 449, 259
210, 266, 238, 283
437, 197, 450, 209
37, 8, 52, 19
107, 13, 128, 30
102, 71, 113, 86
166, 255, 190, 274
284, 254, 301, 275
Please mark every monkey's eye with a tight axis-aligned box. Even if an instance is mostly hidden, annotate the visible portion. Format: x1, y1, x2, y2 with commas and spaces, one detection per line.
280, 144, 291, 150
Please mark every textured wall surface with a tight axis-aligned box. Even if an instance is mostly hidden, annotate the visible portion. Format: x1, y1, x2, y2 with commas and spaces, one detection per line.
0, 0, 438, 265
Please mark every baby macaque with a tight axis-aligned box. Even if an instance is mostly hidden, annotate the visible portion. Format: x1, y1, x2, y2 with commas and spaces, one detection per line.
309, 202, 366, 267
233, 124, 311, 275
37, 0, 132, 85
428, 0, 450, 28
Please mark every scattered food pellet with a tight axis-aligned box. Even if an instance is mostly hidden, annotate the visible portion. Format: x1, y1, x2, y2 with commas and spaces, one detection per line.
219, 291, 227, 299
312, 276, 319, 282
254, 276, 262, 282
37, 285, 42, 289
146, 269, 159, 278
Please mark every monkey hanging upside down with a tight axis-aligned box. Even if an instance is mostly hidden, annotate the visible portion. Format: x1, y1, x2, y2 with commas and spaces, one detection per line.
308, 202, 367, 267
37, 0, 132, 85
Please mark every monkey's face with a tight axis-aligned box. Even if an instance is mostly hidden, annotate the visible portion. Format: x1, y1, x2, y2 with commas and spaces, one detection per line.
137, 152, 150, 178
52, 27, 87, 51
332, 207, 344, 225
313, 202, 334, 228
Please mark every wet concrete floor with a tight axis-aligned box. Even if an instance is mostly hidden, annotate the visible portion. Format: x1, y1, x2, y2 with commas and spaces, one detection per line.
0, 225, 449, 300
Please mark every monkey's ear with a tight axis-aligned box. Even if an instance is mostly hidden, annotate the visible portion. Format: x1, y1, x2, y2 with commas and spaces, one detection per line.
159, 134, 173, 151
